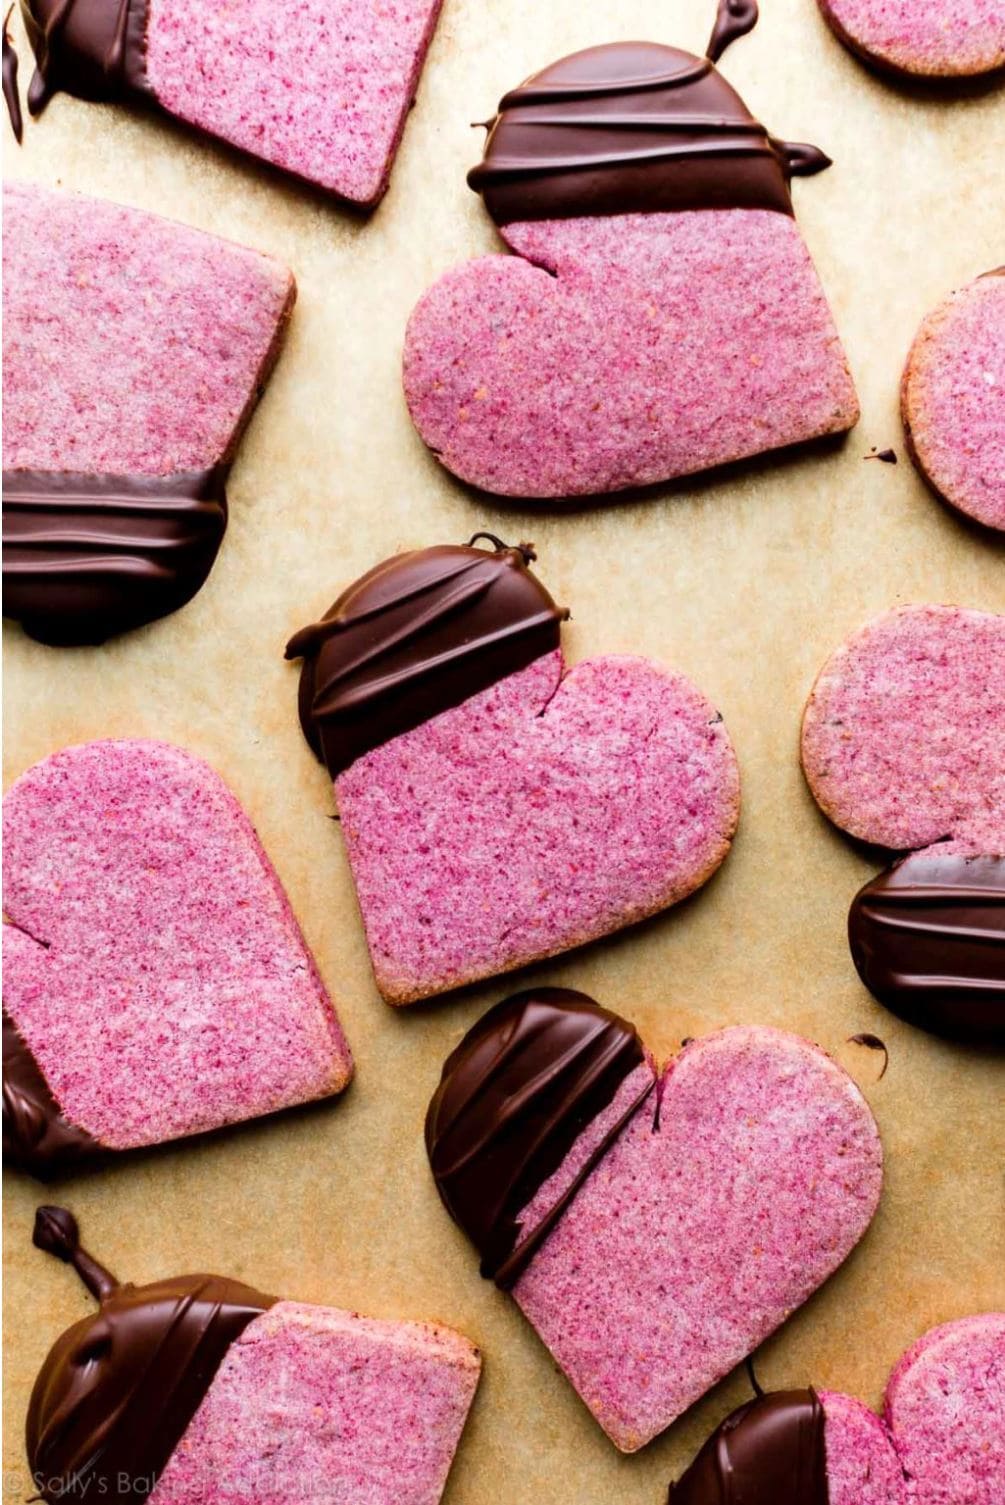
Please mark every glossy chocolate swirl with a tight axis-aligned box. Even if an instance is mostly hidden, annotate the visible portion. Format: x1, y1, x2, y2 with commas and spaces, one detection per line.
286, 537, 568, 778
425, 988, 655, 1288
2, 468, 228, 645
3, 1009, 103, 1178
3, 6, 22, 139
27, 1206, 275, 1504
849, 852, 1005, 1046
20, 0, 151, 116
669, 1390, 829, 1504
467, 37, 830, 225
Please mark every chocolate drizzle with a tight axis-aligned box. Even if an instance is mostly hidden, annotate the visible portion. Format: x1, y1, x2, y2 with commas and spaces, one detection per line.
20, 0, 151, 116
467, 24, 830, 226
848, 853, 1005, 1045
2, 468, 228, 645
425, 988, 655, 1288
3, 5, 22, 138
286, 537, 568, 778
27, 1206, 275, 1504
669, 1390, 829, 1504
3, 1009, 103, 1178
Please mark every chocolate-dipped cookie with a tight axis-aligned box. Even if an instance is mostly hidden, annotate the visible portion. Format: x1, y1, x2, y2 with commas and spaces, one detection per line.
287, 535, 740, 1004
2, 182, 293, 645
25, 1207, 481, 1504
14, 0, 443, 205
402, 0, 858, 499
424, 989, 882, 1451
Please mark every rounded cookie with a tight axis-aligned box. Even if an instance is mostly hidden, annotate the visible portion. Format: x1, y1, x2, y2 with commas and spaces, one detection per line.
818, 0, 1005, 79
902, 270, 1005, 532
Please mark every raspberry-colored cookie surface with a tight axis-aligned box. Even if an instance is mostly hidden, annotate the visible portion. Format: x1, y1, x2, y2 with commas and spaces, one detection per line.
20, 0, 443, 205
801, 605, 1005, 1043
669, 1316, 1005, 1502
27, 1207, 480, 1505
287, 538, 740, 1004
2, 740, 353, 1177
2, 182, 295, 644
885, 1314, 1005, 1503
818, 0, 1005, 78
403, 2, 858, 499
426, 990, 882, 1451
902, 271, 1005, 533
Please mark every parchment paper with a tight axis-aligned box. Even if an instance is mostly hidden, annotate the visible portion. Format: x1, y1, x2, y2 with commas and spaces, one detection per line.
3, 1, 1004, 1499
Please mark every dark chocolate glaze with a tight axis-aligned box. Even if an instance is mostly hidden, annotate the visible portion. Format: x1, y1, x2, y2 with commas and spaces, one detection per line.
2, 468, 228, 645
865, 448, 898, 464
286, 537, 568, 778
669, 1390, 829, 1504
3, 5, 22, 139
847, 1032, 889, 1077
20, 0, 151, 116
3, 1009, 103, 1178
849, 853, 1005, 1045
467, 32, 830, 226
27, 1206, 275, 1504
425, 988, 655, 1288
706, 0, 759, 64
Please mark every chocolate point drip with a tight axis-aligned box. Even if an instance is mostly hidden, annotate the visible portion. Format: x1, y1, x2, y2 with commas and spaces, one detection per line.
21, 0, 152, 117
848, 1032, 889, 1077
426, 988, 655, 1287
34, 1206, 119, 1299
27, 1207, 276, 1504
468, 37, 828, 225
706, 0, 759, 64
670, 1390, 829, 1504
287, 538, 567, 778
3, 5, 22, 140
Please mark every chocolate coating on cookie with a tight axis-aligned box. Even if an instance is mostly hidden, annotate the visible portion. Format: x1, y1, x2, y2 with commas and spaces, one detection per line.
669, 1390, 828, 1504
849, 853, 1005, 1045
467, 31, 829, 226
2, 468, 228, 645
425, 988, 654, 1287
286, 537, 567, 778
28, 1207, 275, 1504
3, 1010, 103, 1177
20, 0, 151, 116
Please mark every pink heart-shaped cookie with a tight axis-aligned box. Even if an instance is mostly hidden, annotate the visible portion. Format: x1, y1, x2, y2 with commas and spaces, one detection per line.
403, 4, 858, 499
426, 990, 883, 1452
3, 739, 353, 1176
668, 1314, 1005, 1502
801, 604, 1005, 1044
286, 538, 740, 1004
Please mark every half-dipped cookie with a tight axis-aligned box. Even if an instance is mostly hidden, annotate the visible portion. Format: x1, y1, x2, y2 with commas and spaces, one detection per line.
425, 989, 882, 1451
3, 182, 294, 644
802, 604, 1005, 1044
403, 0, 858, 498
287, 537, 740, 1004
25, 1206, 480, 1504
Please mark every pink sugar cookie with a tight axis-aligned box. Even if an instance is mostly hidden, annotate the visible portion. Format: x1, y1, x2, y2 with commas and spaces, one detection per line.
3, 740, 352, 1177
885, 1314, 1005, 1503
403, 10, 858, 500
426, 992, 882, 1452
801, 605, 1005, 852
21, 0, 443, 205
27, 1207, 480, 1505
2, 181, 295, 644
818, 0, 1005, 78
801, 605, 1005, 1043
667, 1389, 908, 1502
902, 271, 1005, 533
287, 539, 740, 1005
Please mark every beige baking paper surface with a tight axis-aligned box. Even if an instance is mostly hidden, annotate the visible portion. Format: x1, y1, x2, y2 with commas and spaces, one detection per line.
2, 0, 1004, 1499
